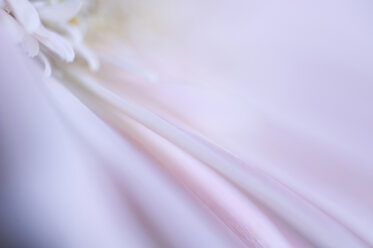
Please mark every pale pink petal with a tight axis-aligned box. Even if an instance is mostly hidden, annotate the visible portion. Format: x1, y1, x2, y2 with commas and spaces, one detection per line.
1, 0, 373, 248
21, 34, 39, 57
0, 27, 245, 248
34, 25, 75, 62
38, 52, 51, 77
6, 0, 40, 32
91, 0, 373, 247
0, 9, 25, 43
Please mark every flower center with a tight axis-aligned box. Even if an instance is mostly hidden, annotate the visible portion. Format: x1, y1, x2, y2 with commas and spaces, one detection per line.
1, 0, 98, 76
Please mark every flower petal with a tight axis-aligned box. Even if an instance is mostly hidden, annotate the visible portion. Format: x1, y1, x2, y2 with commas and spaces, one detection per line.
38, 52, 52, 77
6, 0, 40, 32
36, 0, 82, 24
75, 43, 100, 71
0, 9, 25, 43
21, 35, 39, 57
34, 25, 75, 62
59, 24, 83, 44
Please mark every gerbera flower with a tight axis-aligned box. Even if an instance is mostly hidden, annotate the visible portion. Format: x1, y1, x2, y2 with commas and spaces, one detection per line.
0, 0, 372, 248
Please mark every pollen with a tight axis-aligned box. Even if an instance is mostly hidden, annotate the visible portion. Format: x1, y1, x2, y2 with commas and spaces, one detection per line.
69, 16, 79, 25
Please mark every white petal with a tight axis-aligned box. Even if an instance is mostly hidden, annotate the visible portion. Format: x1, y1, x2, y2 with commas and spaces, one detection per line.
6, 0, 40, 32
38, 52, 52, 77
37, 0, 82, 24
21, 35, 39, 57
0, 9, 25, 43
75, 44, 100, 71
59, 24, 83, 43
34, 26, 75, 62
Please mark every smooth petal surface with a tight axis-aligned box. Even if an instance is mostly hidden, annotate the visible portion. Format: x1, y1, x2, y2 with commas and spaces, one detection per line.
88, 0, 373, 247
0, 28, 245, 248
37, 0, 82, 24
1, 0, 373, 248
34, 25, 75, 62
6, 0, 40, 32
0, 9, 25, 43
21, 34, 39, 57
